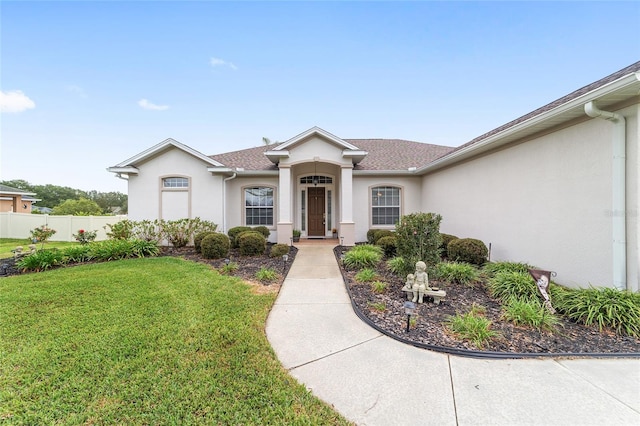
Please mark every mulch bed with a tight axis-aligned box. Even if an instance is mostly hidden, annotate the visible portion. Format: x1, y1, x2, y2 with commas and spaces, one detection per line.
4, 245, 638, 355
334, 246, 640, 356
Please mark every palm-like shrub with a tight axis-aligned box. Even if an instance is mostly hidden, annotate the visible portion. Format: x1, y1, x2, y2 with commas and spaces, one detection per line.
343, 244, 383, 269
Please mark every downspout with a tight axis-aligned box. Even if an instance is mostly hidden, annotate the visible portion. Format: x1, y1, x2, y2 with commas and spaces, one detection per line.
222, 173, 237, 234
584, 101, 627, 291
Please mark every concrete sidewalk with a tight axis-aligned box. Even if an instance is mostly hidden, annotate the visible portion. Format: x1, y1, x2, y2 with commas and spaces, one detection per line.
265, 242, 640, 426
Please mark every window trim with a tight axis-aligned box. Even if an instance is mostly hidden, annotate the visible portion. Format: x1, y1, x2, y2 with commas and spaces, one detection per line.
159, 175, 191, 219
369, 184, 403, 228
242, 185, 277, 228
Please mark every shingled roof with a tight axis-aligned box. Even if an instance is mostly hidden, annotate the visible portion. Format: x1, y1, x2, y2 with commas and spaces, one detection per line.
209, 139, 455, 171
449, 60, 640, 155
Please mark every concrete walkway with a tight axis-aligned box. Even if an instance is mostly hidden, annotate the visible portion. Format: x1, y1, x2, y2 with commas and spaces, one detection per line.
266, 242, 640, 426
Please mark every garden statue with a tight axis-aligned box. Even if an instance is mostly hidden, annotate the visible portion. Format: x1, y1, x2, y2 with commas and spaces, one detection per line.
402, 261, 446, 304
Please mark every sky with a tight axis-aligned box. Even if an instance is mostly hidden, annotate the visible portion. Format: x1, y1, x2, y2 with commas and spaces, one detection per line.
1, 1, 639, 193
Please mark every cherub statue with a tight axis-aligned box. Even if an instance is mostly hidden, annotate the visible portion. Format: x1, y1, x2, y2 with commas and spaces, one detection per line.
412, 261, 429, 303
402, 273, 415, 300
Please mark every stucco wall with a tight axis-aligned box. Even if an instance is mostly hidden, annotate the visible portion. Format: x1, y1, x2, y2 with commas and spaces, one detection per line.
224, 176, 279, 242
422, 103, 639, 291
352, 175, 422, 242
127, 147, 224, 227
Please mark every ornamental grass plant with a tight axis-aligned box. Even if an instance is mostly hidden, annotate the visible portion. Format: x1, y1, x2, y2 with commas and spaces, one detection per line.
343, 244, 383, 269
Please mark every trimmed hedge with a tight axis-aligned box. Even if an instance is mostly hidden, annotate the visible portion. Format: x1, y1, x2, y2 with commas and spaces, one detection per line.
439, 233, 458, 258
447, 238, 488, 266
201, 233, 230, 259
270, 243, 290, 258
228, 226, 252, 248
194, 231, 217, 253
376, 235, 397, 257
238, 232, 266, 256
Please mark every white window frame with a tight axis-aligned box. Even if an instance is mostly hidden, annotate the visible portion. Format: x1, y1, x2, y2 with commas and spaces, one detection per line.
243, 186, 276, 227
370, 185, 402, 228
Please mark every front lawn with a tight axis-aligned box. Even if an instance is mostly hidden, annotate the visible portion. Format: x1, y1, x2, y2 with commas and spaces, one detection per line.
0, 257, 349, 424
0, 238, 79, 259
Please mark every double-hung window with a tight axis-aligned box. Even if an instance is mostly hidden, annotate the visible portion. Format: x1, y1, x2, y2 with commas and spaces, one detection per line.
245, 187, 274, 226
371, 186, 401, 226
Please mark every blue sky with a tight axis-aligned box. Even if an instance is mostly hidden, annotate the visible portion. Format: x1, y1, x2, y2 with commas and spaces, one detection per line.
1, 1, 638, 193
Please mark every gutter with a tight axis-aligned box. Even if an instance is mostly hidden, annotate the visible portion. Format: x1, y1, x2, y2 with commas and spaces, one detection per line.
222, 173, 237, 234
584, 101, 627, 291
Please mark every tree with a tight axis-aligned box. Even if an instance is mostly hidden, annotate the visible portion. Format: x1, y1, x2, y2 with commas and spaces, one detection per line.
51, 198, 103, 216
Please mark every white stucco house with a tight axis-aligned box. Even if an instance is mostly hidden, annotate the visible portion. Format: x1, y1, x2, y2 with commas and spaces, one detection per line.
109, 61, 640, 292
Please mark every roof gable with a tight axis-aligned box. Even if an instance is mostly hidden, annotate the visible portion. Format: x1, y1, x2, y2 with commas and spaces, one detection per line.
113, 138, 224, 169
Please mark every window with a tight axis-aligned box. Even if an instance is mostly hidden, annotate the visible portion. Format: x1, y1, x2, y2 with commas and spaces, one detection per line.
163, 177, 189, 188
245, 187, 274, 226
371, 186, 400, 226
300, 176, 332, 184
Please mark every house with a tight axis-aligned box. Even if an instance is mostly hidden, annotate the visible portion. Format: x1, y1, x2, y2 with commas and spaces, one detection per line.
109, 61, 640, 292
0, 184, 39, 213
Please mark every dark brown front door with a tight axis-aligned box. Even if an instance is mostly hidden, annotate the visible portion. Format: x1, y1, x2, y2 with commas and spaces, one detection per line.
308, 187, 325, 237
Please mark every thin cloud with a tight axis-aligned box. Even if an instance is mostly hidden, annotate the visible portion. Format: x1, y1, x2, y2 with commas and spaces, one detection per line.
210, 57, 237, 70
66, 85, 88, 98
0, 90, 35, 113
138, 99, 169, 111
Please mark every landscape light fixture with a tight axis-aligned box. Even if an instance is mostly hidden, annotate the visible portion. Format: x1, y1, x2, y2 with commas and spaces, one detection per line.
282, 254, 289, 273
404, 301, 416, 333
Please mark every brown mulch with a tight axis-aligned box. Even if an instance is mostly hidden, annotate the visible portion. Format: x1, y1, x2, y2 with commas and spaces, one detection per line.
334, 246, 640, 356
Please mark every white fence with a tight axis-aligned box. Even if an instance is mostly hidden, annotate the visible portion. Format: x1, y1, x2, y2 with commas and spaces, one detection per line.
0, 212, 126, 242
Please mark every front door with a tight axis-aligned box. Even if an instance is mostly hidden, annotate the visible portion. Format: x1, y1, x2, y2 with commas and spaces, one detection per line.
308, 187, 325, 237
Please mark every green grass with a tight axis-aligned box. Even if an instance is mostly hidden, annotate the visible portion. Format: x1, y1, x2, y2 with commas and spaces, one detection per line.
255, 267, 279, 283
0, 258, 350, 425
0, 238, 79, 259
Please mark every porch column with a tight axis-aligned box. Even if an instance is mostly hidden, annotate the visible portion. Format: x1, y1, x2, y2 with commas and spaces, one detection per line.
340, 165, 355, 245
277, 165, 293, 244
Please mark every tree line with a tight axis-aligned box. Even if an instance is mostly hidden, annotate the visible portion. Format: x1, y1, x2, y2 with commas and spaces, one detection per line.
1, 179, 127, 215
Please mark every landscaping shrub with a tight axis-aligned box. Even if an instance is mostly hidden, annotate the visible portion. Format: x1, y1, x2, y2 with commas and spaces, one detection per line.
487, 271, 539, 305
439, 233, 458, 258
483, 261, 534, 277
376, 235, 397, 257
395, 213, 442, 275
373, 229, 394, 243
104, 219, 134, 240
132, 219, 163, 242
447, 238, 488, 266
343, 244, 383, 269
89, 239, 135, 261
253, 226, 271, 239
501, 300, 560, 331
238, 232, 266, 256
29, 225, 56, 249
200, 233, 230, 259
387, 256, 407, 276
194, 231, 217, 253
553, 286, 640, 337
129, 239, 161, 258
355, 268, 377, 283
73, 229, 97, 245
366, 229, 378, 244
435, 261, 478, 286
228, 226, 252, 248
16, 249, 64, 272
445, 304, 499, 349
270, 243, 290, 258
255, 267, 279, 283
370, 281, 387, 294
62, 245, 93, 263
